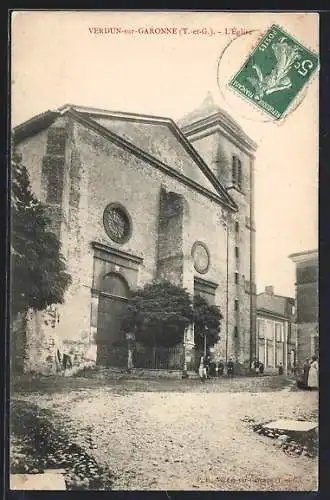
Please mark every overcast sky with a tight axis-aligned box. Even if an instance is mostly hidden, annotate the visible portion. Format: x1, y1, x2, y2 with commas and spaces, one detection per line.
11, 11, 319, 297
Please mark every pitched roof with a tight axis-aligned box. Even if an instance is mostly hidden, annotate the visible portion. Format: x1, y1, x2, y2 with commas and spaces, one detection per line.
13, 103, 238, 210
178, 92, 257, 153
257, 292, 294, 319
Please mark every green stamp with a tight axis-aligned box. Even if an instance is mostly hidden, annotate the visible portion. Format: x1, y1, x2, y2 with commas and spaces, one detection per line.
228, 24, 319, 120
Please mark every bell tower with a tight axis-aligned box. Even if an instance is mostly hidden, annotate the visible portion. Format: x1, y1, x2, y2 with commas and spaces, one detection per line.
178, 93, 258, 369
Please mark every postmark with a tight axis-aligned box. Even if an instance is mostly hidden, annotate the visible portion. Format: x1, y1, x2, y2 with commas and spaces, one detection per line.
228, 24, 319, 120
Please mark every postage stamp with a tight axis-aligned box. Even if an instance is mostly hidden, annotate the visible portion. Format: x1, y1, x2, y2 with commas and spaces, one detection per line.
228, 24, 319, 120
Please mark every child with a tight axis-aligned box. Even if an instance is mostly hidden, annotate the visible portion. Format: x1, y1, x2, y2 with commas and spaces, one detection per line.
199, 356, 207, 382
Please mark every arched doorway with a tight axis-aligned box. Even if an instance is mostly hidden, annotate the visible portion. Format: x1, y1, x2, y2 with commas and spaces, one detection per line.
96, 272, 129, 367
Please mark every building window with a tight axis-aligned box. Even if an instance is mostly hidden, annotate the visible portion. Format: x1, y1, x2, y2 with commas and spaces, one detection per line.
235, 246, 239, 258
234, 326, 238, 338
191, 241, 211, 274
275, 323, 283, 342
265, 320, 273, 341
266, 341, 274, 368
232, 156, 237, 184
276, 343, 284, 367
234, 298, 239, 311
103, 203, 132, 244
235, 272, 239, 284
235, 221, 239, 233
237, 159, 242, 189
232, 155, 242, 190
258, 340, 265, 365
258, 319, 266, 339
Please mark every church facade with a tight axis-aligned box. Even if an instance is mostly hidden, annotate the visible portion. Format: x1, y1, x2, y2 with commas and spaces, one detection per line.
13, 95, 257, 374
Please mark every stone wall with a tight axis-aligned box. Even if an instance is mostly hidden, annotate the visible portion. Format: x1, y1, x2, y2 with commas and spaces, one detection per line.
23, 307, 61, 375
157, 187, 184, 286
185, 123, 257, 370
23, 306, 96, 375
73, 118, 232, 327
16, 112, 255, 373
297, 322, 319, 367
296, 282, 318, 324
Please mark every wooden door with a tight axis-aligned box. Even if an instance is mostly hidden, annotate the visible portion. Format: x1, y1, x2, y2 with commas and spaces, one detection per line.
96, 273, 129, 366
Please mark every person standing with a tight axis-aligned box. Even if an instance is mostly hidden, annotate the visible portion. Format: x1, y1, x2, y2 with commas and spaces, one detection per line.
198, 356, 207, 382
218, 360, 224, 376
307, 355, 319, 390
204, 353, 211, 378
227, 358, 234, 378
302, 358, 311, 389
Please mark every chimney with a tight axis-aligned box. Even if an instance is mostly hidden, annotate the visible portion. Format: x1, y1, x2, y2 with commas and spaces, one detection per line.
265, 286, 274, 295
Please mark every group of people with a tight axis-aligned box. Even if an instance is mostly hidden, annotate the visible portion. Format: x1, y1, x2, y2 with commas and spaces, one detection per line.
198, 355, 234, 381
301, 355, 319, 390
250, 359, 265, 376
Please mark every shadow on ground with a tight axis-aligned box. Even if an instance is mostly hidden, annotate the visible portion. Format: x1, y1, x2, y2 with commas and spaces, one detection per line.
10, 400, 113, 490
11, 373, 298, 396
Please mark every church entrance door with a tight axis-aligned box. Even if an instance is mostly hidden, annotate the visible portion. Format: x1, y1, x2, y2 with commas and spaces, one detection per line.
96, 273, 129, 367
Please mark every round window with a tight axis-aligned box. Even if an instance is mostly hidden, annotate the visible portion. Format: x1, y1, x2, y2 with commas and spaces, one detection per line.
191, 241, 210, 274
103, 203, 132, 244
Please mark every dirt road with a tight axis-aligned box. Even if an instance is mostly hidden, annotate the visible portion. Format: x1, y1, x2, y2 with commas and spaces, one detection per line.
13, 376, 318, 491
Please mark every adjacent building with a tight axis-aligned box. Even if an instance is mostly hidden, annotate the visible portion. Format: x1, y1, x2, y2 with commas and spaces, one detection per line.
12, 93, 257, 374
289, 249, 318, 367
256, 286, 297, 374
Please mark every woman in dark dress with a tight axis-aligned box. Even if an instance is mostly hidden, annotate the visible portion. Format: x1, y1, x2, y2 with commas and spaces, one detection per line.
218, 360, 224, 376
227, 359, 234, 377
302, 358, 311, 389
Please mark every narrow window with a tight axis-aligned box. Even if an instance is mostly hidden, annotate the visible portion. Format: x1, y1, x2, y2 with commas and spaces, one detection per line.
234, 298, 239, 311
232, 155, 237, 184
235, 272, 239, 284
234, 326, 238, 338
235, 221, 239, 233
235, 246, 239, 258
237, 158, 242, 189
232, 155, 242, 189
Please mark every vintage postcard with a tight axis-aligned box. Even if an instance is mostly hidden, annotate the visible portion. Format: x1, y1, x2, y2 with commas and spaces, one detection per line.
10, 11, 318, 491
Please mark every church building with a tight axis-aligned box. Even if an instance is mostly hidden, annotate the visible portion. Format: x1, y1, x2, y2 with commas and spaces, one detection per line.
13, 94, 257, 374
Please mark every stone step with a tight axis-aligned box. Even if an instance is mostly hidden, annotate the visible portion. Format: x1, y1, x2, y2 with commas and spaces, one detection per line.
263, 419, 318, 435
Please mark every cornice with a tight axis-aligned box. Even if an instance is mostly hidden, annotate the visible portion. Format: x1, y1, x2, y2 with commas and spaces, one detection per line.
289, 249, 318, 263
91, 241, 143, 265
194, 276, 219, 291
14, 103, 238, 211
67, 105, 237, 210
69, 109, 238, 211
257, 308, 290, 322
181, 112, 257, 155
13, 110, 59, 143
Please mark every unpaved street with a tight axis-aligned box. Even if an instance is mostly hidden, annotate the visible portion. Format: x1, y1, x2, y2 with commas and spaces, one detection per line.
13, 375, 318, 491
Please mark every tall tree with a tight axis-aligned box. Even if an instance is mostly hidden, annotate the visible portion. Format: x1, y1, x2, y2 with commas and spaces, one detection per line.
122, 280, 193, 347
193, 294, 222, 350
11, 151, 72, 316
